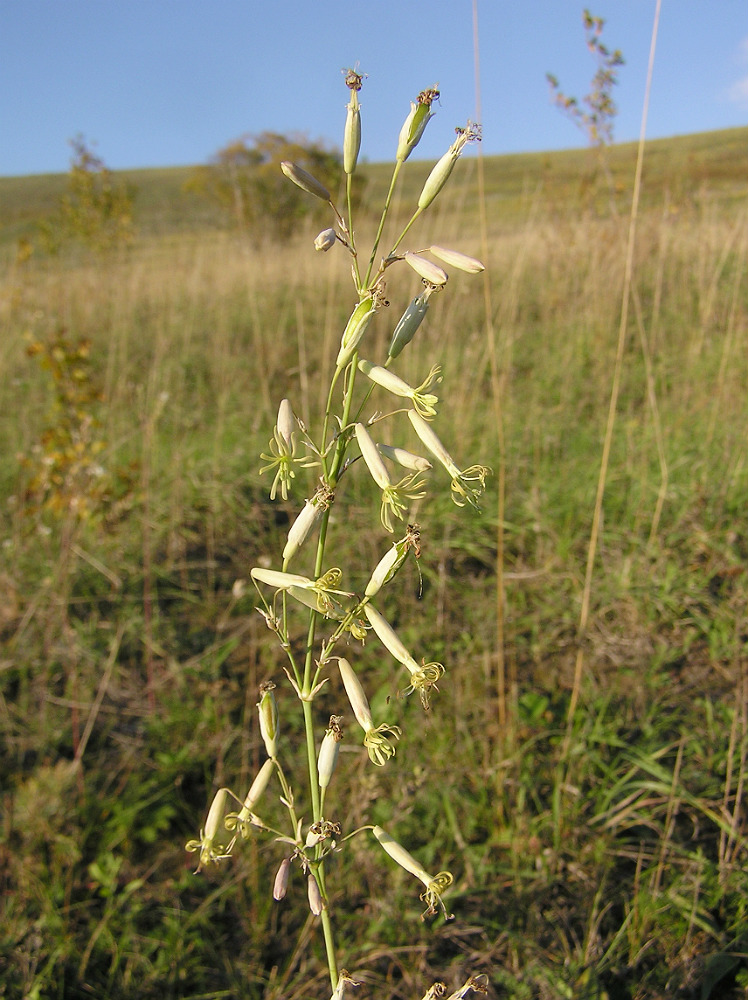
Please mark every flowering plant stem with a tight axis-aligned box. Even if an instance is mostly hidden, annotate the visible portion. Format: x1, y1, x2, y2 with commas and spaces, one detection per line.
187, 71, 487, 999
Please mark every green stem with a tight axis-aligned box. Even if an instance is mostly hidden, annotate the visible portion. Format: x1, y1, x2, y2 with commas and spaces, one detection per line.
364, 160, 403, 289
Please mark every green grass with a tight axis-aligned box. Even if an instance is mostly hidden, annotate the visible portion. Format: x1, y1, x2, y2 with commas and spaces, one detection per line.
1, 127, 747, 999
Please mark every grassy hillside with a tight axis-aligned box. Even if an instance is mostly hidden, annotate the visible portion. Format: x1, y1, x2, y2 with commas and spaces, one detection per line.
1, 126, 747, 1000
0, 126, 745, 245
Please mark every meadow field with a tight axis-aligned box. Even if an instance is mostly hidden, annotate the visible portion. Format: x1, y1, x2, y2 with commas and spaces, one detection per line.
1, 126, 747, 999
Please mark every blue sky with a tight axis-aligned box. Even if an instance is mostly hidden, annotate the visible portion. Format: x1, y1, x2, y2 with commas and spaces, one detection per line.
2, 1, 746, 177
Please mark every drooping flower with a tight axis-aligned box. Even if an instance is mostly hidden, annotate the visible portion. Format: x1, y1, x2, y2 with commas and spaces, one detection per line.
185, 788, 235, 871
259, 398, 314, 500
364, 603, 444, 708
355, 422, 426, 532
358, 359, 442, 419
337, 657, 401, 766
407, 409, 490, 510
224, 758, 275, 839
372, 825, 454, 920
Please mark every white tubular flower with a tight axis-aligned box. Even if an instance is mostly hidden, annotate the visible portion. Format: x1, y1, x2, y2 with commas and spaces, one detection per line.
377, 443, 432, 474
281, 161, 331, 202
314, 228, 337, 252
404, 252, 448, 287
251, 567, 314, 591
428, 245, 485, 273
364, 536, 410, 598
400, 657, 445, 710
365, 603, 444, 708
417, 121, 482, 211
372, 826, 454, 920
407, 409, 490, 510
257, 682, 279, 758
355, 422, 391, 491
282, 485, 333, 564
259, 398, 313, 501
252, 566, 351, 616
336, 296, 377, 368
358, 359, 442, 420
337, 658, 400, 766
363, 603, 412, 664
396, 86, 438, 162
317, 717, 343, 790
185, 788, 234, 871
355, 423, 426, 533
337, 656, 373, 731
225, 758, 275, 839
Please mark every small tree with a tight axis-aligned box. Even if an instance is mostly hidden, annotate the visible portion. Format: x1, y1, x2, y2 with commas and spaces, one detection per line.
546, 9, 625, 149
192, 131, 348, 238
39, 136, 136, 252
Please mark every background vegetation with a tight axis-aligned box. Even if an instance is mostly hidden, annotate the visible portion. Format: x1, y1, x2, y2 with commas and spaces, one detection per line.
0, 124, 746, 1000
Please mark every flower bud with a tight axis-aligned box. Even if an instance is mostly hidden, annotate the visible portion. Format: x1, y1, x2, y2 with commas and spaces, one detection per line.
281, 161, 331, 202
314, 228, 337, 252
404, 252, 448, 286
307, 873, 324, 915
257, 682, 279, 758
283, 498, 324, 564
273, 857, 291, 900
276, 398, 296, 451
317, 718, 343, 790
428, 245, 485, 273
